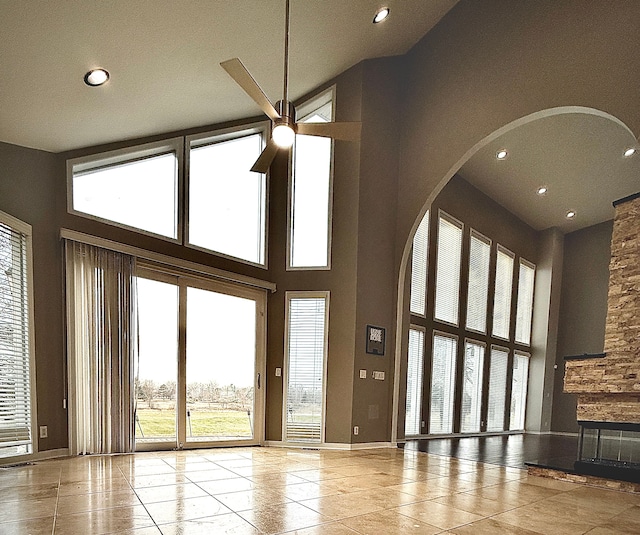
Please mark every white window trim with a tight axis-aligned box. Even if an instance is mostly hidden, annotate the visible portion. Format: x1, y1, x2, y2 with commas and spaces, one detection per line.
491, 243, 516, 341
429, 330, 458, 435
185, 121, 270, 269
510, 350, 531, 431
515, 257, 536, 347
286, 86, 336, 272
465, 228, 492, 334
433, 210, 464, 327
461, 338, 486, 434
66, 137, 184, 244
282, 291, 330, 444
405, 324, 426, 436
410, 210, 430, 318
0, 209, 38, 462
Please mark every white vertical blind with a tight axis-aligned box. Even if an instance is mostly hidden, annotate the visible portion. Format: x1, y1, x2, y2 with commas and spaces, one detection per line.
510, 351, 530, 430
405, 328, 425, 436
284, 294, 328, 442
434, 213, 463, 325
429, 333, 457, 434
0, 216, 33, 458
410, 211, 429, 315
492, 246, 514, 339
515, 260, 535, 345
486, 346, 509, 432
466, 231, 491, 333
460, 340, 484, 433
290, 97, 333, 268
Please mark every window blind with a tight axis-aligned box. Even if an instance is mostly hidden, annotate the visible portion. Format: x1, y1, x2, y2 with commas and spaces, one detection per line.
0, 218, 33, 457
486, 346, 508, 432
405, 328, 425, 436
284, 295, 328, 442
466, 231, 491, 333
460, 340, 484, 433
492, 246, 514, 339
510, 352, 530, 431
429, 333, 457, 434
515, 260, 535, 345
410, 211, 429, 315
434, 214, 463, 325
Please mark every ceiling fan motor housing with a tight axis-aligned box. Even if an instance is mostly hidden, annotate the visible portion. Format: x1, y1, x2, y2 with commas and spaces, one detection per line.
275, 100, 297, 131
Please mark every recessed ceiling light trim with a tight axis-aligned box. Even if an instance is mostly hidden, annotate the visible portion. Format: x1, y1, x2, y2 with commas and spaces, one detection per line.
565, 209, 577, 220
84, 68, 110, 87
373, 7, 390, 23
496, 149, 508, 160
536, 186, 548, 196
623, 147, 637, 157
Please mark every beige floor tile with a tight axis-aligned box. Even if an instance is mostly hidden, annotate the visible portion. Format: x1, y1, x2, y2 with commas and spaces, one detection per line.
284, 481, 340, 500
58, 476, 132, 496
448, 517, 541, 535
318, 475, 383, 494
196, 476, 255, 495
386, 480, 453, 499
298, 491, 387, 520
145, 495, 231, 524
158, 512, 260, 534
54, 504, 155, 535
596, 505, 640, 534
237, 502, 332, 535
492, 506, 597, 535
0, 516, 54, 535
283, 521, 361, 534
0, 481, 59, 502
186, 467, 249, 482
394, 500, 485, 530
248, 471, 309, 487
135, 482, 209, 504
215, 488, 290, 512
339, 508, 442, 534
433, 492, 515, 516
0, 496, 57, 522
57, 488, 142, 514
129, 472, 190, 488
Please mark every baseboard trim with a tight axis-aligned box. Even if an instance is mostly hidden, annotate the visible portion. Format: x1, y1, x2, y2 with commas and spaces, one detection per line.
263, 441, 396, 450
0, 448, 69, 466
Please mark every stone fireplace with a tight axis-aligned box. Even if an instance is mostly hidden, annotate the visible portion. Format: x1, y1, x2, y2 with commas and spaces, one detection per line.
563, 191, 640, 482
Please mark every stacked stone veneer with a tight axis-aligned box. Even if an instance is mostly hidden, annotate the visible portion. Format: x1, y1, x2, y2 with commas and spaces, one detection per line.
564, 193, 640, 422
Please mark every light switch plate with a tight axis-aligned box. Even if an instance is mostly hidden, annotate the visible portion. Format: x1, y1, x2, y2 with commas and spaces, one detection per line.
373, 371, 385, 380
359, 369, 367, 379
275, 367, 282, 377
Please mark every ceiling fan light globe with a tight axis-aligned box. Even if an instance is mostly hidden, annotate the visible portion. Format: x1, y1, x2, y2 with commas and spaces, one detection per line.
273, 124, 295, 147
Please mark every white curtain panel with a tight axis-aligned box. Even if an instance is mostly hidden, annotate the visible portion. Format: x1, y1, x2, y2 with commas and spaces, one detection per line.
65, 240, 137, 455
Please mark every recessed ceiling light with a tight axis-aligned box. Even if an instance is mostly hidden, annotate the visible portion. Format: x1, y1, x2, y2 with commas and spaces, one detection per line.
373, 7, 390, 23
536, 186, 548, 196
496, 149, 508, 160
84, 68, 110, 87
566, 210, 577, 220
624, 147, 637, 157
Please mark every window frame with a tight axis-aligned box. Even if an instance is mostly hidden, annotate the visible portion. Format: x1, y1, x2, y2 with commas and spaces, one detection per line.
465, 229, 492, 334
509, 350, 530, 431
491, 244, 516, 341
486, 344, 510, 433
185, 121, 270, 269
282, 291, 330, 444
405, 324, 426, 436
433, 210, 464, 327
0, 209, 38, 462
286, 87, 336, 271
67, 137, 184, 244
460, 338, 486, 434
515, 258, 536, 346
410, 210, 430, 317
428, 330, 458, 435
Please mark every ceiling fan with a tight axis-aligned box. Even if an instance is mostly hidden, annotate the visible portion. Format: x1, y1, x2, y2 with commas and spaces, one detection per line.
221, 0, 361, 173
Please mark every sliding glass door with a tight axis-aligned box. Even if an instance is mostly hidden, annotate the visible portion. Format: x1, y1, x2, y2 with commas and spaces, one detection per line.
134, 268, 265, 449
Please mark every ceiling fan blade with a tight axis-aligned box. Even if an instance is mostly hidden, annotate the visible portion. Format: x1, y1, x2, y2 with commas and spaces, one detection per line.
296, 121, 362, 141
221, 58, 280, 121
250, 138, 280, 173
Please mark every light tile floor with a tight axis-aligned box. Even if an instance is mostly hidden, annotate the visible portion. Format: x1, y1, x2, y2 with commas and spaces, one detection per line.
1, 447, 639, 534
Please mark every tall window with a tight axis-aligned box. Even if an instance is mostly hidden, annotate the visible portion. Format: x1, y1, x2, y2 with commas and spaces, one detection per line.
429, 333, 457, 434
466, 231, 491, 333
410, 211, 429, 316
510, 351, 530, 430
0, 211, 35, 459
405, 327, 425, 436
460, 340, 484, 433
486, 346, 509, 432
492, 246, 514, 339
434, 212, 463, 325
68, 138, 182, 240
515, 260, 536, 345
289, 90, 334, 269
283, 292, 329, 443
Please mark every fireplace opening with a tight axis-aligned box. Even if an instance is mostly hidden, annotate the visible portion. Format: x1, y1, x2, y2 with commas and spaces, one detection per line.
576, 421, 640, 483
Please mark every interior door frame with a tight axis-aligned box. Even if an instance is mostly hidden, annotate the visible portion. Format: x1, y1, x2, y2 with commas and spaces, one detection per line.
135, 265, 267, 451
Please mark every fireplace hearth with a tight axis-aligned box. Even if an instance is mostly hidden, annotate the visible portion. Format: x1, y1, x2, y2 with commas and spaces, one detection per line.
576, 421, 640, 483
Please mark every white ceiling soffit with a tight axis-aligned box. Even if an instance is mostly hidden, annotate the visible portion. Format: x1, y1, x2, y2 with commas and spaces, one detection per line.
0, 0, 458, 153
459, 112, 640, 233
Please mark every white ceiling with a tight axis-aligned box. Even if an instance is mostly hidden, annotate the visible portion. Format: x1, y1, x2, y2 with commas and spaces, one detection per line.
460, 112, 640, 233
1, 0, 637, 235
0, 0, 457, 153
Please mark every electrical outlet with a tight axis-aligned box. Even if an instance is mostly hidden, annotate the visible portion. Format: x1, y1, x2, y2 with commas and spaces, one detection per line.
39, 425, 48, 439
353, 426, 359, 435
359, 369, 367, 379
373, 371, 385, 380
